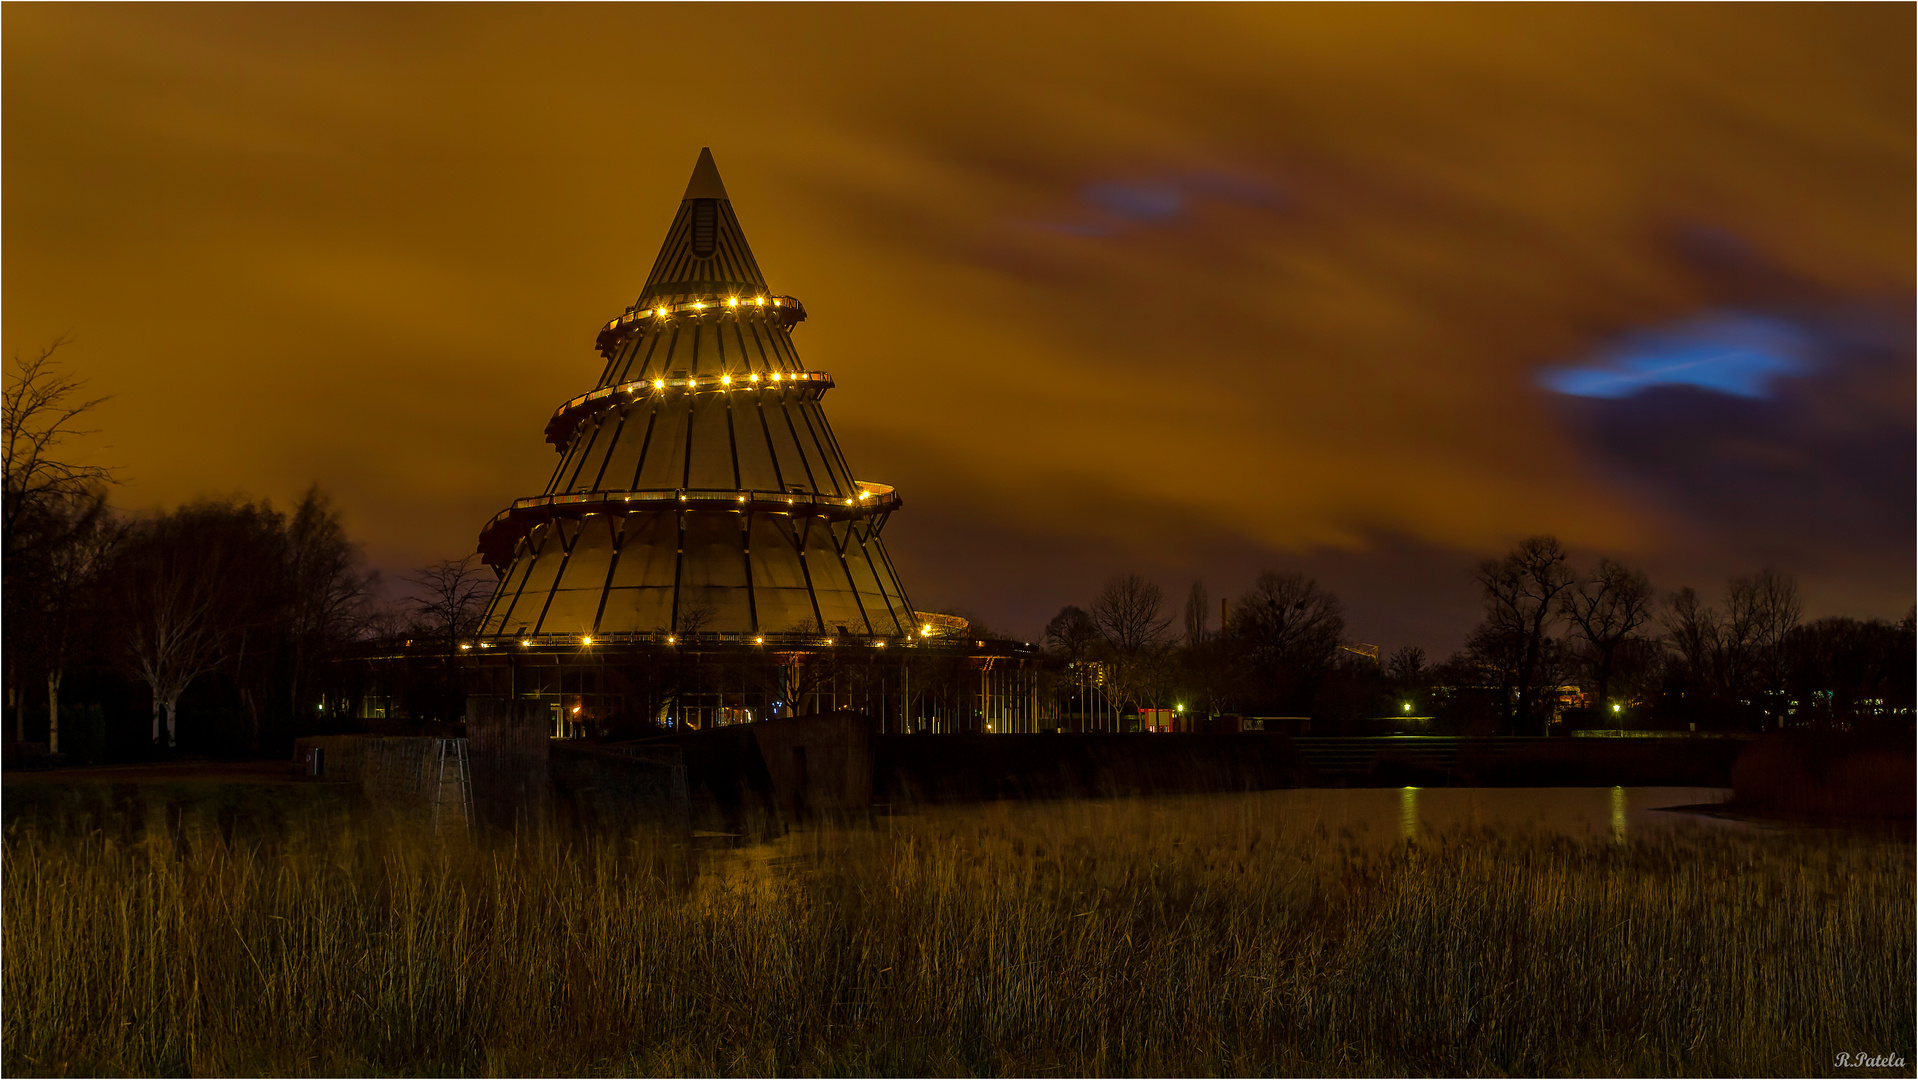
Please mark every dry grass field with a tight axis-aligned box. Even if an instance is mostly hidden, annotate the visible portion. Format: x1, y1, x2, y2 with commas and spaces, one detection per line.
4, 787, 1911, 1077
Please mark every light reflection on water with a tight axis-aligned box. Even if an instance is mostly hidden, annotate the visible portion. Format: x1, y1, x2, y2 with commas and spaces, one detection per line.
1286, 786, 1736, 845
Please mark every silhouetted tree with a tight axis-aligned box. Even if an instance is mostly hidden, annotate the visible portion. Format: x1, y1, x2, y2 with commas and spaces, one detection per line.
1229, 571, 1344, 715
1559, 558, 1655, 713
3, 338, 115, 745
1727, 568, 1801, 719
1044, 605, 1103, 730
402, 553, 491, 725
1090, 574, 1172, 722
1471, 536, 1573, 734
406, 554, 491, 657
1384, 644, 1427, 713
284, 486, 380, 727
116, 506, 252, 746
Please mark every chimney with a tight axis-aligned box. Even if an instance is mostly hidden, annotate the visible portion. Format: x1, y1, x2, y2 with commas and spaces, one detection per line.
1220, 596, 1229, 632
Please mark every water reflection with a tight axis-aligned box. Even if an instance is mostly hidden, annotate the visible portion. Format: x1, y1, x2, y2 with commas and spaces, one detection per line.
1260, 786, 1736, 846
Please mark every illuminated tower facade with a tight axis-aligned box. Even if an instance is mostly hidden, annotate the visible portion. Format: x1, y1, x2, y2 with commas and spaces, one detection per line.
475, 149, 917, 643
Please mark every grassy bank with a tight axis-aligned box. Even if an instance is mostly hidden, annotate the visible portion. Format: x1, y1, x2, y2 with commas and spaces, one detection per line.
4, 791, 1911, 1077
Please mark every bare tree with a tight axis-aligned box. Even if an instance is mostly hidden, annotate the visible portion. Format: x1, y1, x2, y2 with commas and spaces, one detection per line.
677, 603, 717, 636
1091, 574, 1171, 655
1471, 536, 1574, 734
1662, 586, 1719, 687
38, 507, 121, 753
1230, 571, 1346, 713
1559, 559, 1655, 713
1385, 645, 1426, 686
3, 338, 113, 564
271, 486, 378, 746
3, 338, 116, 744
1722, 568, 1802, 726
406, 555, 492, 657
1044, 604, 1103, 730
1089, 574, 1172, 723
119, 522, 231, 747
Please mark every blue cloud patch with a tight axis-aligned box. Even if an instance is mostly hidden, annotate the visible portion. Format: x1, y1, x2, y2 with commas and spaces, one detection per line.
1540, 312, 1815, 399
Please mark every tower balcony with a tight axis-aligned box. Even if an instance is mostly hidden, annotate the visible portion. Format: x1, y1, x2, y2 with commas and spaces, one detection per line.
595, 294, 807, 359
477, 481, 902, 571
544, 370, 835, 450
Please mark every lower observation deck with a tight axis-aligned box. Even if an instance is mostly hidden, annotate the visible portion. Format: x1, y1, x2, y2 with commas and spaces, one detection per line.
477, 481, 901, 570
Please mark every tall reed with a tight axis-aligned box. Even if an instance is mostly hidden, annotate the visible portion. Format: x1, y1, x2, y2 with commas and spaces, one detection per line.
5, 791, 1911, 1076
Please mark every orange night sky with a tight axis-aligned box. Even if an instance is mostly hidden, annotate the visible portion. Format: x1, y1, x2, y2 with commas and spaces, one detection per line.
6, 4, 1911, 652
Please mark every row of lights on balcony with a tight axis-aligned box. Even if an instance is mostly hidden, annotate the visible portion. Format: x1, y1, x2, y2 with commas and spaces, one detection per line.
604, 295, 793, 331
637, 369, 823, 393
460, 624, 935, 650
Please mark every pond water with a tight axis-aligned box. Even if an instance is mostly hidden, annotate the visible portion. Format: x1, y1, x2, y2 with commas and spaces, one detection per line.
1257, 785, 1739, 844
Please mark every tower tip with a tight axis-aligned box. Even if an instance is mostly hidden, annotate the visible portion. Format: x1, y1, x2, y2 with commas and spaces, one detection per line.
682, 147, 730, 202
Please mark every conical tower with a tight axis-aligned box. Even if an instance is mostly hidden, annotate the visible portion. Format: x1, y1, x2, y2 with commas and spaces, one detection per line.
476, 149, 918, 643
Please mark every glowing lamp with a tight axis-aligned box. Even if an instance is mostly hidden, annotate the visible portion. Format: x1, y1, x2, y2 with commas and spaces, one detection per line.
749, 373, 759, 383
1403, 702, 1412, 713
520, 639, 531, 647
667, 636, 676, 644
582, 636, 593, 645
772, 372, 782, 381
727, 297, 739, 307
459, 643, 471, 650
1612, 703, 1622, 713
694, 301, 705, 310
721, 375, 732, 385
754, 296, 765, 305
654, 379, 664, 389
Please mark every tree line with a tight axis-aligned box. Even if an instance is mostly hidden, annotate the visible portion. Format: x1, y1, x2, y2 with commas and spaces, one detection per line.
3, 345, 489, 759
8, 345, 1909, 754
1042, 536, 1913, 735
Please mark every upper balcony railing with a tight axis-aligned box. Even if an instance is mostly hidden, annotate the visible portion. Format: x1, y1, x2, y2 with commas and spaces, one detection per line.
595, 294, 807, 358
545, 370, 834, 449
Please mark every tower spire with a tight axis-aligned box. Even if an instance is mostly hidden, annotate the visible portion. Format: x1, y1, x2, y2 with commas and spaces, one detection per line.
637, 148, 765, 303
681, 146, 730, 201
